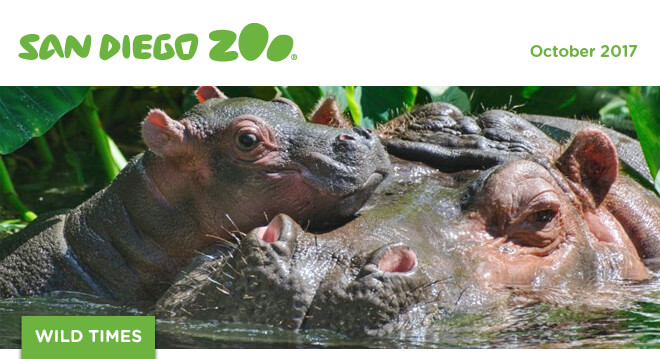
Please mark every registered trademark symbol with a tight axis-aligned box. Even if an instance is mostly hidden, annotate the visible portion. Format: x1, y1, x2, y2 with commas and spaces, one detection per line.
290, 54, 297, 60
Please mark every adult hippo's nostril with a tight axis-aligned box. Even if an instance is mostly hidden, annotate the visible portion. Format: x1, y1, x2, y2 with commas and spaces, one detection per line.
374, 244, 418, 273
254, 214, 296, 245
361, 243, 419, 276
255, 220, 281, 243
377, 246, 417, 273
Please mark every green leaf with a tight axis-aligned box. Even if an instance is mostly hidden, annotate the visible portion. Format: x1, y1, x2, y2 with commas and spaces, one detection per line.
460, 86, 600, 117
0, 87, 90, 154
420, 86, 470, 113
77, 91, 127, 182
345, 86, 362, 126
0, 219, 27, 233
599, 96, 636, 133
277, 86, 419, 128
628, 86, 660, 185
520, 86, 542, 98
279, 86, 349, 116
319, 86, 349, 110
280, 86, 323, 115
358, 86, 418, 128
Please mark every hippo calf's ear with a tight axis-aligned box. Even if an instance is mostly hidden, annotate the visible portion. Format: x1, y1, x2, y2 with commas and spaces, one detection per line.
310, 97, 350, 128
142, 109, 190, 159
195, 86, 228, 103
556, 129, 618, 205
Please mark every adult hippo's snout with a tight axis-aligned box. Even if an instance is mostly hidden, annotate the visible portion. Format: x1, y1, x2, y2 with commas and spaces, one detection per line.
301, 242, 435, 336
155, 214, 315, 330
155, 214, 438, 335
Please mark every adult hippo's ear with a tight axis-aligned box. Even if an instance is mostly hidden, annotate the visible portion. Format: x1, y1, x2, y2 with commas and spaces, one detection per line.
195, 86, 228, 103
556, 128, 618, 205
310, 98, 350, 128
141, 109, 191, 160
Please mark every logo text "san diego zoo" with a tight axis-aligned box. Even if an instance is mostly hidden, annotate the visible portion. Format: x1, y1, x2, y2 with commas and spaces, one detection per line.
18, 23, 296, 62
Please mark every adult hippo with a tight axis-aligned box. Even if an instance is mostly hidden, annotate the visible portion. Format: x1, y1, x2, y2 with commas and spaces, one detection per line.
0, 87, 390, 302
155, 102, 660, 336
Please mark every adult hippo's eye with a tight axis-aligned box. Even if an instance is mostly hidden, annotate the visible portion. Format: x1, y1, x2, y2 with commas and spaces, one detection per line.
527, 209, 557, 226
237, 132, 260, 150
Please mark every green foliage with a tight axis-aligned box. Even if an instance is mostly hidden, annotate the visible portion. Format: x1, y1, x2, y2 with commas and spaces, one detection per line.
354, 86, 418, 128
278, 86, 325, 115
0, 157, 36, 222
460, 86, 605, 117
0, 87, 90, 154
344, 86, 361, 125
419, 86, 470, 112
599, 97, 635, 133
0, 219, 26, 233
278, 86, 421, 128
627, 86, 660, 194
76, 92, 128, 181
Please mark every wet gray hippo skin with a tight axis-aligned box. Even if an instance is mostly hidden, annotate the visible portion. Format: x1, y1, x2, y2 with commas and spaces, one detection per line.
0, 87, 390, 302
155, 102, 660, 336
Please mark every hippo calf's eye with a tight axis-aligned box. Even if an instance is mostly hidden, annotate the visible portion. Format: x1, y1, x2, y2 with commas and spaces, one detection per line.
237, 133, 260, 150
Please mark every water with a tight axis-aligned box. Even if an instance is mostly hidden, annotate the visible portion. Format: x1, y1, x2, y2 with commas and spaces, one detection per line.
1, 283, 659, 349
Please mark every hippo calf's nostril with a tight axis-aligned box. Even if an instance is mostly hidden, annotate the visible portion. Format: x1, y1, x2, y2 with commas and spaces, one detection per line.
353, 127, 372, 140
338, 134, 356, 142
376, 246, 418, 273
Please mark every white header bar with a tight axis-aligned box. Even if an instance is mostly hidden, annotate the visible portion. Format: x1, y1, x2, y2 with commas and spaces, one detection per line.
1, 0, 656, 85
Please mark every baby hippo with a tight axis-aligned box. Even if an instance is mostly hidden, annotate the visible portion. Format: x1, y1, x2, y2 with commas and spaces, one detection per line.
0, 87, 390, 302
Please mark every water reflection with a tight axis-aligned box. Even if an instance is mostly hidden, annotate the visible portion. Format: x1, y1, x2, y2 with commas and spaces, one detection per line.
1, 281, 659, 349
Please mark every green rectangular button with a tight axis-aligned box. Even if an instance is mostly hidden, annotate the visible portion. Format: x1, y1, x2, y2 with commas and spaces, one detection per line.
22, 316, 154, 359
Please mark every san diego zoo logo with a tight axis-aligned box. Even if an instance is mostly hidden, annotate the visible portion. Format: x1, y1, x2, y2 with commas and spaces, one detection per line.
18, 23, 296, 62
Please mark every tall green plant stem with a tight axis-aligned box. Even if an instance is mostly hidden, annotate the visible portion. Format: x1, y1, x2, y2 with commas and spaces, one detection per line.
78, 91, 127, 183
344, 86, 362, 126
0, 156, 37, 222
32, 135, 54, 165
